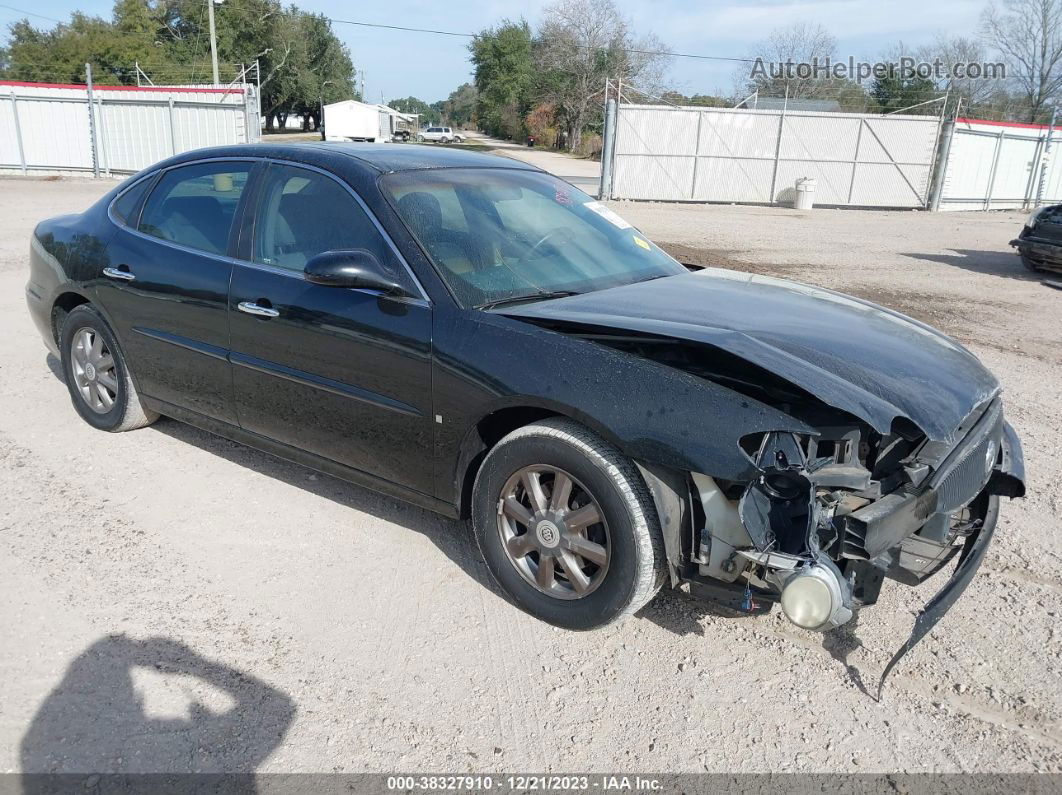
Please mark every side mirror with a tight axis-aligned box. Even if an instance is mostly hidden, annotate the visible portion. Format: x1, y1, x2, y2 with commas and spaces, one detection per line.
304, 250, 410, 297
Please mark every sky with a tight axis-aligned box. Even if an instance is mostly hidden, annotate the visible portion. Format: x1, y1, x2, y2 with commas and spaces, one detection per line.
0, 0, 988, 103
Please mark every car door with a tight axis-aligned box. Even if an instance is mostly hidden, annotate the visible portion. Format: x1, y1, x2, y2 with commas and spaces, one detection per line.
101, 159, 255, 425
228, 161, 434, 494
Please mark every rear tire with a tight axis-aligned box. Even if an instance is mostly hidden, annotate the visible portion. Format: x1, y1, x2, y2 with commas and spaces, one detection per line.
59, 304, 159, 432
472, 418, 666, 630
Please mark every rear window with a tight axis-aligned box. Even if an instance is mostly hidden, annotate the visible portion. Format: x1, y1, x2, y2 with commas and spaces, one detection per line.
111, 177, 152, 226
138, 161, 252, 256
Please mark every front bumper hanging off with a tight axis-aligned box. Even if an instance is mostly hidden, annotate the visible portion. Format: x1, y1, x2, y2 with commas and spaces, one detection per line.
876, 420, 1024, 698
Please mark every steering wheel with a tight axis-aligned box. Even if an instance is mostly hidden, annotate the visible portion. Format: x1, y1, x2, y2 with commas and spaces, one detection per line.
524, 227, 571, 261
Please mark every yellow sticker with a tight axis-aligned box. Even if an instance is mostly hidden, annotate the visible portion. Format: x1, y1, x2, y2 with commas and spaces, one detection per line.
633, 235, 650, 250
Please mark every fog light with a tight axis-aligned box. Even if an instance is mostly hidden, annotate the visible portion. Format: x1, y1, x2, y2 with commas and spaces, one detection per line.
781, 570, 836, 630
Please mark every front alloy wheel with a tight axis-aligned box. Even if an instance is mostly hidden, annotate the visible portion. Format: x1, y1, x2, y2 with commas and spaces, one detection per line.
497, 465, 611, 599
472, 418, 666, 630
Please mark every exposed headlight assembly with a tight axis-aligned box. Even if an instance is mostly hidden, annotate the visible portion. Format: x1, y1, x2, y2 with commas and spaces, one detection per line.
780, 562, 853, 631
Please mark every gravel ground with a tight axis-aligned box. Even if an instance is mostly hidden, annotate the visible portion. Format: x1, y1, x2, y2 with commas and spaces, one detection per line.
1, 172, 1060, 776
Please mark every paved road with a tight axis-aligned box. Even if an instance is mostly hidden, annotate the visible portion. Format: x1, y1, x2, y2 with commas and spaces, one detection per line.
472, 133, 602, 193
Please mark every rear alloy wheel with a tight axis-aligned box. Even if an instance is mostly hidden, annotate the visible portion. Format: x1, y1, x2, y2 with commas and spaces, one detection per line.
59, 304, 158, 432
472, 418, 666, 629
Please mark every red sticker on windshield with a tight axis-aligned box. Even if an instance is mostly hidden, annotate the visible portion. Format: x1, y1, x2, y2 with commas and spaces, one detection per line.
554, 189, 572, 205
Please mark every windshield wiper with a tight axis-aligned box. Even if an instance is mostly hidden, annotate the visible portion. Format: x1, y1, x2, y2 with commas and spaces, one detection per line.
477, 290, 582, 310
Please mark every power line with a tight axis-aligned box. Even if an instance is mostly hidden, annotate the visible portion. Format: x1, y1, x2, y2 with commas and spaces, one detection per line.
321, 15, 755, 63
0, 2, 60, 23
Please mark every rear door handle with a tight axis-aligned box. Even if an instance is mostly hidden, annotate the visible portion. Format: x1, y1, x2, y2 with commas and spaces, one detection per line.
237, 301, 280, 318
102, 266, 135, 281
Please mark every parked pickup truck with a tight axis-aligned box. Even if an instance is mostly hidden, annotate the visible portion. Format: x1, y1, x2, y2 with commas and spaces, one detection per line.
1011, 203, 1062, 274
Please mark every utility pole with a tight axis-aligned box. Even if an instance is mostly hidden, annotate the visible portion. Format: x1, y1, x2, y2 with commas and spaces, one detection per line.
207, 0, 220, 86
1035, 106, 1058, 208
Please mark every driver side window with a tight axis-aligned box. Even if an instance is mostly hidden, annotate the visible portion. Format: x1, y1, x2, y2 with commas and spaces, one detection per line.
252, 164, 410, 291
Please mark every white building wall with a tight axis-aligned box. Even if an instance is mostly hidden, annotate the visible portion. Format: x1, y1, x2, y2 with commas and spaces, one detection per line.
939, 119, 1062, 211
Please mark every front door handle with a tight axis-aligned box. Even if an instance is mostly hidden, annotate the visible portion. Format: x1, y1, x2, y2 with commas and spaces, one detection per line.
102, 266, 135, 282
237, 301, 280, 318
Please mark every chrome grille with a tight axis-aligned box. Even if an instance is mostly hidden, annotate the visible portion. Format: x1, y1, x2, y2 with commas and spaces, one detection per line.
934, 403, 1003, 514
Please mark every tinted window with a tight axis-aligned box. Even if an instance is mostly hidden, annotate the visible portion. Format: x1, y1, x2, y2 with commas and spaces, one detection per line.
138, 162, 251, 255
111, 176, 152, 225
252, 163, 415, 291
382, 168, 684, 308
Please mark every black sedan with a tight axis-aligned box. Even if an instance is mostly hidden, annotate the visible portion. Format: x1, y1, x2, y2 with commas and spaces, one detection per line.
1011, 203, 1062, 274
26, 144, 1024, 682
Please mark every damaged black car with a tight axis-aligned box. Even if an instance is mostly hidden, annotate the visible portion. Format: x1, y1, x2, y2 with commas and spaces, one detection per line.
26, 145, 1025, 685
1011, 202, 1062, 274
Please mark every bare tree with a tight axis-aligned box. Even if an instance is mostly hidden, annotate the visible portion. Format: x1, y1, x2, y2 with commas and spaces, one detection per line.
982, 0, 1062, 121
740, 23, 838, 99
535, 0, 670, 151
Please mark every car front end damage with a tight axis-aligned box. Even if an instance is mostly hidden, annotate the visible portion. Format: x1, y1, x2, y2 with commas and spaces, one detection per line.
664, 395, 1024, 692
500, 269, 1027, 687
1011, 203, 1062, 274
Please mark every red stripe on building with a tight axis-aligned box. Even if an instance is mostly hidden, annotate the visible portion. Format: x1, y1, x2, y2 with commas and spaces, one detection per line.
957, 117, 1059, 132
0, 80, 243, 94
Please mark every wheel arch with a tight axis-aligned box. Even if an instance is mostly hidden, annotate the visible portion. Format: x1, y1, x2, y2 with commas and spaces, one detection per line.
51, 290, 92, 345
453, 399, 631, 520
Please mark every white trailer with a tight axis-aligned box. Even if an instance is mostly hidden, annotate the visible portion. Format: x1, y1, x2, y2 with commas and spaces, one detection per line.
322, 100, 385, 142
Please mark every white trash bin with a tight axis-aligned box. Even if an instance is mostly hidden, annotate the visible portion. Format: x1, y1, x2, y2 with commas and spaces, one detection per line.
794, 177, 816, 210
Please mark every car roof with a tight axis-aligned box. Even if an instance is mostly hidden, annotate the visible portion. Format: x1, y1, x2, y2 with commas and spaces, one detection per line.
165, 142, 540, 175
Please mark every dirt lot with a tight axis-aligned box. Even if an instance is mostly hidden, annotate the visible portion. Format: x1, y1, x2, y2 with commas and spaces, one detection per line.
1, 175, 1060, 775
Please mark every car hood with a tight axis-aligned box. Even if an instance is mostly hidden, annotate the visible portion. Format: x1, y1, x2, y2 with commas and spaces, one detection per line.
500, 269, 1000, 441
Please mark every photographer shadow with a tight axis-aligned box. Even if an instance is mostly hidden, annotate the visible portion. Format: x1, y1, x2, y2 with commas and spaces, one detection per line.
20, 635, 295, 793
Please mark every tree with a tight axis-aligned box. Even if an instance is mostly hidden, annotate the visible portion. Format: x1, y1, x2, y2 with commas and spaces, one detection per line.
982, 0, 1062, 122
388, 97, 442, 125
741, 23, 839, 100
470, 20, 534, 139
293, 13, 356, 130
440, 83, 478, 127
660, 91, 730, 107
534, 0, 670, 151
927, 35, 998, 113
0, 0, 356, 130
869, 44, 939, 113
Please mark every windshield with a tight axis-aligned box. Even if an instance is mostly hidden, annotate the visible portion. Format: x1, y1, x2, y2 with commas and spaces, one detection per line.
380, 168, 686, 308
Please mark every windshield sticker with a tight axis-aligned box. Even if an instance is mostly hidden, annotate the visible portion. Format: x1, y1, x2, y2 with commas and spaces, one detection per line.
554, 188, 573, 206
632, 235, 650, 251
584, 201, 632, 229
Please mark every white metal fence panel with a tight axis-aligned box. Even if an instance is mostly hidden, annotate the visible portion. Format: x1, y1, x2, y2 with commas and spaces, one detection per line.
0, 81, 257, 176
611, 103, 941, 208
940, 120, 1062, 211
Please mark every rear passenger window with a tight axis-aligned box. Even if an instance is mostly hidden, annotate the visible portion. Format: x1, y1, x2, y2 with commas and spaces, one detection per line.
138, 162, 251, 255
111, 176, 152, 225
252, 163, 414, 291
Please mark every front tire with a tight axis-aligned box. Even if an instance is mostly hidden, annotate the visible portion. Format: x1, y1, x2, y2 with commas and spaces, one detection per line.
59, 304, 159, 432
472, 418, 666, 630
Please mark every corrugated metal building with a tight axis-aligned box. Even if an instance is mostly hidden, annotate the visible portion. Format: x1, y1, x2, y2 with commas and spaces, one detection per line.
939, 118, 1062, 211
